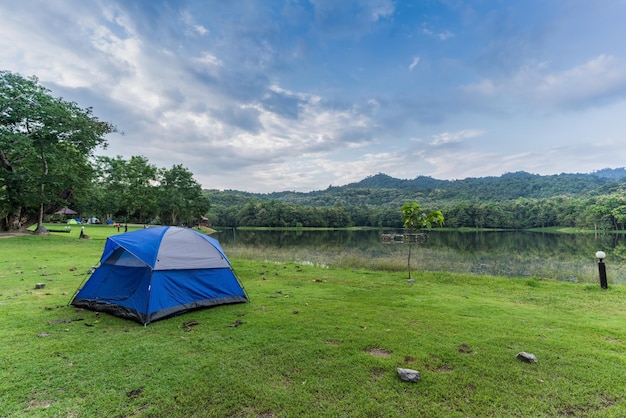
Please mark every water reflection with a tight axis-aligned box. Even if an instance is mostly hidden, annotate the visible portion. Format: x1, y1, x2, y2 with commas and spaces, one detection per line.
215, 229, 626, 283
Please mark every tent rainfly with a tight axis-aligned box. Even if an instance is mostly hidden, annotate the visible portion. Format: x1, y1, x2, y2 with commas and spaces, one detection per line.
71, 226, 248, 325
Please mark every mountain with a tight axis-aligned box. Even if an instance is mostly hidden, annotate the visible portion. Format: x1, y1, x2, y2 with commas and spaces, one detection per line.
591, 167, 626, 181
205, 168, 626, 209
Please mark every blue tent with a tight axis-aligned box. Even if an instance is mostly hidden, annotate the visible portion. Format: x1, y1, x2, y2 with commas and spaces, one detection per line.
71, 226, 248, 325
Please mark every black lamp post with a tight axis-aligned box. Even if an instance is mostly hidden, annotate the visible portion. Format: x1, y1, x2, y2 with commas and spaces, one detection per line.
595, 251, 608, 289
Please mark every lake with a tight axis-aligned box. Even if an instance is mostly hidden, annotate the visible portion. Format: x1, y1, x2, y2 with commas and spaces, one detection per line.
215, 229, 626, 284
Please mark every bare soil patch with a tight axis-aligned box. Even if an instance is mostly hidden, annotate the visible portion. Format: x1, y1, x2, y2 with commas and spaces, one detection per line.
0, 231, 31, 238
365, 347, 391, 357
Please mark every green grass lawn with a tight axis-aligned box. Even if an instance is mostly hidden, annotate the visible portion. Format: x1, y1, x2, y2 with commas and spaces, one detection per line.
1, 228, 625, 417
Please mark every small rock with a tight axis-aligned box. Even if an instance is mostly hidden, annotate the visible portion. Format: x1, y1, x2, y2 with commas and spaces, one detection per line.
516, 352, 537, 363
34, 283, 46, 289
408, 278, 415, 283
397, 367, 421, 382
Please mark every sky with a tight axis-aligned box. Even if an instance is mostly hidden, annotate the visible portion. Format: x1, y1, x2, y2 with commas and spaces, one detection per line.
2, 0, 626, 193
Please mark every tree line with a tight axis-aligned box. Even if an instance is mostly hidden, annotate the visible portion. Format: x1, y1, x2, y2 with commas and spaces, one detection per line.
76, 156, 209, 226
205, 188, 626, 231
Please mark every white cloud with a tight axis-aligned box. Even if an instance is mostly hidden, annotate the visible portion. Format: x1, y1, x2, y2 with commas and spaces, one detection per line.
422, 26, 454, 41
194, 25, 208, 35
370, 0, 395, 21
528, 54, 626, 107
409, 56, 420, 71
430, 130, 485, 146
195, 52, 223, 76
463, 55, 626, 111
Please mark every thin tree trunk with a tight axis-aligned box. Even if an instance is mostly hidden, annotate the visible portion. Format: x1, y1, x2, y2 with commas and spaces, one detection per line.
407, 239, 412, 280
35, 146, 49, 235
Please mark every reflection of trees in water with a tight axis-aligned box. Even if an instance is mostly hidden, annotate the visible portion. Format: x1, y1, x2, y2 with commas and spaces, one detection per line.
426, 231, 623, 260
216, 229, 626, 282
217, 229, 379, 249
218, 229, 626, 257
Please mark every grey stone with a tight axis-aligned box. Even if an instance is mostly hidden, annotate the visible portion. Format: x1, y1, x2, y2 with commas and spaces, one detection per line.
397, 367, 421, 382
516, 352, 537, 363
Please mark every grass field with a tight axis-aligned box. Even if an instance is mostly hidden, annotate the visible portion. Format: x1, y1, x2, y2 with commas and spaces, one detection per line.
1, 226, 626, 417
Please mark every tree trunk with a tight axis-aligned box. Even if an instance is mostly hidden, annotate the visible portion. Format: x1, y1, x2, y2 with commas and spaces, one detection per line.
34, 218, 50, 235
407, 239, 412, 280
2, 210, 24, 232
34, 145, 48, 234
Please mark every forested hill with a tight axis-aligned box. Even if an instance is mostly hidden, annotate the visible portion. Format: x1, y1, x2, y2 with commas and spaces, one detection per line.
206, 168, 626, 209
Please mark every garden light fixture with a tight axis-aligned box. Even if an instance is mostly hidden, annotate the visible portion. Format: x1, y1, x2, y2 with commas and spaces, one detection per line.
595, 251, 608, 289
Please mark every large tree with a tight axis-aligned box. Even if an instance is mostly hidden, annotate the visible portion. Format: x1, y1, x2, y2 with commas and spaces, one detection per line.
158, 164, 210, 225
0, 71, 115, 232
91, 155, 159, 224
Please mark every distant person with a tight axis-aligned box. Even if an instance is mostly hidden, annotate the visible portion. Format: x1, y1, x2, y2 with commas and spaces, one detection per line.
80, 226, 84, 239
117, 223, 121, 232
124, 223, 128, 233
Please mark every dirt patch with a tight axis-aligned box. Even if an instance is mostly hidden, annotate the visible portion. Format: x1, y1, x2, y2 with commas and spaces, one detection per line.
457, 343, 473, 354
0, 232, 30, 239
429, 365, 454, 373
28, 399, 54, 409
425, 354, 454, 373
366, 347, 391, 357
370, 367, 386, 381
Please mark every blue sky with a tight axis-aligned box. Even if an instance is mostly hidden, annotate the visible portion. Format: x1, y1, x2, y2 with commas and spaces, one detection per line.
2, 0, 626, 192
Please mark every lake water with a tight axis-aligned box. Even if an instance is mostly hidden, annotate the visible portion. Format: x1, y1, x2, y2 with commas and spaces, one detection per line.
216, 229, 626, 284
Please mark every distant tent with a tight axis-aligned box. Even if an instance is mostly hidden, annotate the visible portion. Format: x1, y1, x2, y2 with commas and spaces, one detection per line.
71, 226, 248, 325
66, 219, 78, 224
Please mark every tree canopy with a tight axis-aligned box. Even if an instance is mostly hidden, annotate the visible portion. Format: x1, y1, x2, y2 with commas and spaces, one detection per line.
0, 71, 115, 231
401, 201, 444, 279
79, 156, 209, 226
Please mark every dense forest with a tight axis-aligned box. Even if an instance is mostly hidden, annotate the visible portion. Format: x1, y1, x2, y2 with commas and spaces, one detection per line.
205, 169, 626, 230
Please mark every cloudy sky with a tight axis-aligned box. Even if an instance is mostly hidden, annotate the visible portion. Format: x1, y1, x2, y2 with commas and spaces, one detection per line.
2, 1, 626, 192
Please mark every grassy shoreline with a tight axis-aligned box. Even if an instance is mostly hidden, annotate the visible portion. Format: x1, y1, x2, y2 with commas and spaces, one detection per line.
1, 230, 625, 416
